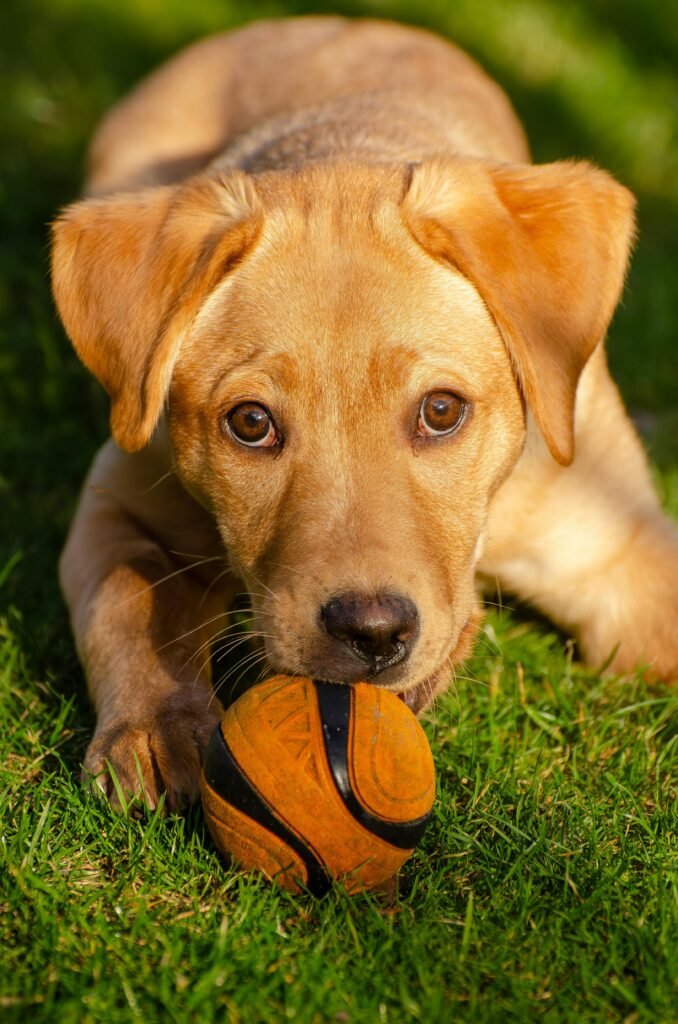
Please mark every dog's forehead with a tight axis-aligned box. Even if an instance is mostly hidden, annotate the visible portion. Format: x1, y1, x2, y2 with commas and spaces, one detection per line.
191, 194, 508, 394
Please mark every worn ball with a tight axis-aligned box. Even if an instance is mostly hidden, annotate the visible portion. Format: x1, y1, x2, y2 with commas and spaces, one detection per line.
200, 675, 435, 894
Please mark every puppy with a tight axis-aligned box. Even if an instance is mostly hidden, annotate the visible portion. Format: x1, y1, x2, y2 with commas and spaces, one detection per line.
51, 17, 678, 810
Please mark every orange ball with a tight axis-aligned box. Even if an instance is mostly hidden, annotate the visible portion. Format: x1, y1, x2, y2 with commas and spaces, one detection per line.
200, 675, 435, 894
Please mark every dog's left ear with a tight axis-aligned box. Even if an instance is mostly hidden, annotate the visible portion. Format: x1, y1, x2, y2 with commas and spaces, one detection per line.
403, 158, 636, 465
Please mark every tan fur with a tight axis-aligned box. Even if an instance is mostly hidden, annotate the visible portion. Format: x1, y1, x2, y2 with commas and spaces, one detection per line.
51, 17, 677, 809
404, 158, 636, 464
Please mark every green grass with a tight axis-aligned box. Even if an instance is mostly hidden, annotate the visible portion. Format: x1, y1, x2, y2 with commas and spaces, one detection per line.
1, 0, 677, 1020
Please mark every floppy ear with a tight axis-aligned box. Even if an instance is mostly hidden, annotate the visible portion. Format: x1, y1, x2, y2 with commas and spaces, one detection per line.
403, 158, 636, 464
51, 172, 262, 451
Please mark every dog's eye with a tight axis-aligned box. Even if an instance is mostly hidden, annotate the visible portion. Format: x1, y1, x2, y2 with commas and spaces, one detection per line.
418, 392, 467, 437
224, 402, 279, 448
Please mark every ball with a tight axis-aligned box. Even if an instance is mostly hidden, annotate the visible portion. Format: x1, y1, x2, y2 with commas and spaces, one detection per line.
200, 675, 435, 895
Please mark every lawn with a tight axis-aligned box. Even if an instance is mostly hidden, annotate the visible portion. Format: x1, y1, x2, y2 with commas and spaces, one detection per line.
1, 0, 677, 1021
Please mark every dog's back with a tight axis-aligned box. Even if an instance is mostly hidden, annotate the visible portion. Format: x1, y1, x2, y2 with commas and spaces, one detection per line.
87, 17, 529, 196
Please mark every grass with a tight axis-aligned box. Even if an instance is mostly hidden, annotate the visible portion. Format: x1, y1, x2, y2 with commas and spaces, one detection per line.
1, 0, 677, 1020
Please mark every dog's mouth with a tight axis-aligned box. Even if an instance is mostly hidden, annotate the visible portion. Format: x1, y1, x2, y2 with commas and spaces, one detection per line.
397, 679, 436, 715
244, 608, 484, 716
394, 662, 453, 715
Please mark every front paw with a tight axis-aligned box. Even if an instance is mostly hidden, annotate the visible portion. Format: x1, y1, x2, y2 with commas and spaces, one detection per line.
83, 693, 222, 812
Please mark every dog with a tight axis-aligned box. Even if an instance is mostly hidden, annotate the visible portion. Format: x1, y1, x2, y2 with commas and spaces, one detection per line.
51, 16, 678, 811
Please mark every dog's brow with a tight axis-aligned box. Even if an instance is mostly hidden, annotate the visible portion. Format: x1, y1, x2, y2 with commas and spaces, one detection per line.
206, 345, 266, 401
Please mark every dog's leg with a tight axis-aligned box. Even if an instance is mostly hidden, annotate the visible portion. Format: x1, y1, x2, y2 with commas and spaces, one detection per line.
61, 439, 240, 809
481, 347, 678, 680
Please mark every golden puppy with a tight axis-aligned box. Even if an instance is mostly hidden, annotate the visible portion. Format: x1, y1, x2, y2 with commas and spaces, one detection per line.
51, 17, 678, 810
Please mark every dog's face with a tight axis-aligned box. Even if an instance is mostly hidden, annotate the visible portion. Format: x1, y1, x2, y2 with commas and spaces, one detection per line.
51, 159, 634, 709
168, 169, 525, 705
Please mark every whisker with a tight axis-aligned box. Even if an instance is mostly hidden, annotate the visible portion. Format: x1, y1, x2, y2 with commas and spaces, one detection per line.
162, 617, 258, 677
452, 670, 494, 691
183, 626, 258, 679
446, 656, 461, 711
198, 566, 235, 608
137, 469, 176, 495
209, 634, 251, 660
482, 599, 514, 612
231, 589, 280, 609
111, 556, 226, 610
471, 630, 504, 658
190, 630, 264, 694
245, 569, 280, 605
211, 650, 273, 709
191, 649, 221, 691
232, 651, 273, 689
260, 559, 306, 579
207, 636, 254, 677
179, 622, 259, 683
253, 660, 274, 686
154, 609, 255, 654
213, 631, 275, 662
168, 547, 228, 562
213, 647, 262, 688
214, 648, 269, 690
452, 660, 524, 714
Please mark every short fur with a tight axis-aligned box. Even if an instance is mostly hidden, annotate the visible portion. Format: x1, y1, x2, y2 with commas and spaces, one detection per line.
51, 17, 678, 809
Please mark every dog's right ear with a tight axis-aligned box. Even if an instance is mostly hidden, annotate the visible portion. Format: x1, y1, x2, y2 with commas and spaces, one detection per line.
51, 172, 262, 451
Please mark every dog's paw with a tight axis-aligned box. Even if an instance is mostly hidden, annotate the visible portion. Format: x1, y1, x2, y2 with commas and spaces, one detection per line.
82, 692, 222, 813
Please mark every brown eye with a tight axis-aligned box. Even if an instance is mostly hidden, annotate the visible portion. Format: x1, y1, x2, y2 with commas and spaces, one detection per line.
418, 391, 467, 437
225, 402, 279, 448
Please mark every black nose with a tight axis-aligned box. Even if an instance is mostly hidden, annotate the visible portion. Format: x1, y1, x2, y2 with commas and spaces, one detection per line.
321, 592, 419, 675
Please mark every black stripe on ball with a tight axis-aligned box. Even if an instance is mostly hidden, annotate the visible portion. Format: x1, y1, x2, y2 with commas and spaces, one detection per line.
203, 724, 331, 897
314, 681, 432, 850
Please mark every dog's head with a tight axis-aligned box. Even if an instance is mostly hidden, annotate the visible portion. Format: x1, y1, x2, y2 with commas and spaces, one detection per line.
52, 158, 634, 709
